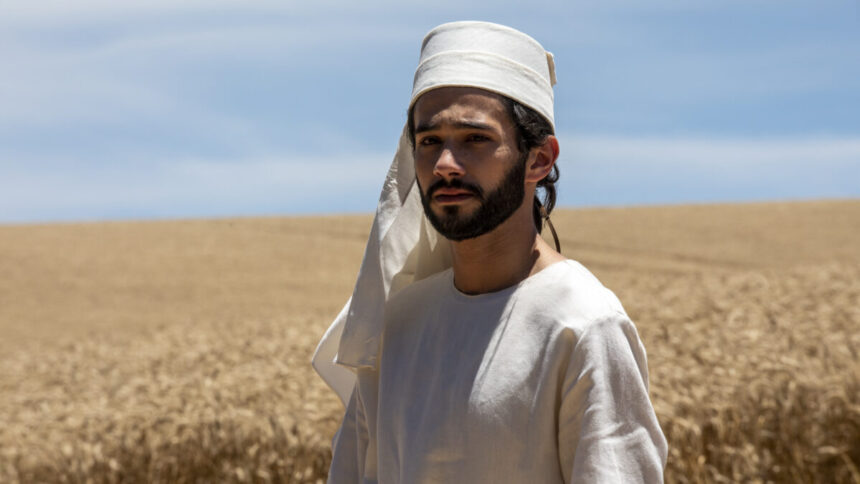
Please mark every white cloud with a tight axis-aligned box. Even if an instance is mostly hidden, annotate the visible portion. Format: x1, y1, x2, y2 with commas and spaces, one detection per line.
0, 152, 395, 222
0, 1, 856, 221
168, 155, 392, 195
555, 134, 860, 206
0, 1, 416, 130
2, 134, 857, 222
0, 1, 429, 31
561, 134, 860, 168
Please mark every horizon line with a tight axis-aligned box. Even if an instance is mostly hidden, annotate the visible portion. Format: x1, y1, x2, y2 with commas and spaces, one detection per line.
2, 196, 856, 228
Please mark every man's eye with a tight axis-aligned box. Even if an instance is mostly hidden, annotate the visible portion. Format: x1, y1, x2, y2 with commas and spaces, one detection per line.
467, 134, 489, 142
419, 137, 440, 146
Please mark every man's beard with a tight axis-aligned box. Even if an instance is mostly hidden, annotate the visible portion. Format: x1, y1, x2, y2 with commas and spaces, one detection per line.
419, 155, 527, 241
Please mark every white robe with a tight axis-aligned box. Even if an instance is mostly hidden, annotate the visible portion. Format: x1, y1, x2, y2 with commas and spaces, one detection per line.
327, 260, 668, 483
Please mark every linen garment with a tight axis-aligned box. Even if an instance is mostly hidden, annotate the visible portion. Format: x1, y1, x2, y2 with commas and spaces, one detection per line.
327, 260, 667, 483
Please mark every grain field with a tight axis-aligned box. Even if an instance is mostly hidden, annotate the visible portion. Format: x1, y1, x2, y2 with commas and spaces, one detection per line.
1, 200, 858, 483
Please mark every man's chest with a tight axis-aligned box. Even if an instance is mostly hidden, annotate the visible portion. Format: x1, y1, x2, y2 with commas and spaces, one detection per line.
376, 305, 564, 464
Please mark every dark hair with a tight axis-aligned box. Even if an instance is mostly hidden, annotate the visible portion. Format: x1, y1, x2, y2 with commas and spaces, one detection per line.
407, 94, 558, 232
502, 98, 558, 232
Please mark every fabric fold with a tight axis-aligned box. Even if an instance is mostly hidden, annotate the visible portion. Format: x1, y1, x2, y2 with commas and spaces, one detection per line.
312, 126, 452, 405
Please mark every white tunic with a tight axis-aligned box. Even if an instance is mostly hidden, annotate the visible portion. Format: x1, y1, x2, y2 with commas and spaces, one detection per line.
327, 260, 667, 483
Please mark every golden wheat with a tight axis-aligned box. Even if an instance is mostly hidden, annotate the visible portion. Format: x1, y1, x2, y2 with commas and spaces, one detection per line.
1, 200, 858, 483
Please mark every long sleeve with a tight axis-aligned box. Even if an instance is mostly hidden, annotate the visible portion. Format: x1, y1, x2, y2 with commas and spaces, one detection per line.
558, 313, 668, 483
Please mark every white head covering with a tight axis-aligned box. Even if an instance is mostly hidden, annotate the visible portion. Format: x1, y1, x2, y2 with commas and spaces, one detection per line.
312, 21, 557, 405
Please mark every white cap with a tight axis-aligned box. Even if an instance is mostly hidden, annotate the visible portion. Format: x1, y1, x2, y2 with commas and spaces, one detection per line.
412, 21, 556, 128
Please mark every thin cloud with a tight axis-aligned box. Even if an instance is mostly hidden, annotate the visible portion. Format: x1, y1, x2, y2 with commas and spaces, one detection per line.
2, 134, 857, 223
0, 1, 857, 222
558, 134, 860, 206
0, 153, 394, 223
563, 135, 860, 167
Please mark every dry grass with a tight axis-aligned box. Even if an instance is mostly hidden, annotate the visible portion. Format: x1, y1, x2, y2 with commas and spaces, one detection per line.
1, 200, 858, 483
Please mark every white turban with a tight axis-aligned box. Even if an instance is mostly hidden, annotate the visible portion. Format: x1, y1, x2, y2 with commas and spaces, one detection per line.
312, 21, 558, 405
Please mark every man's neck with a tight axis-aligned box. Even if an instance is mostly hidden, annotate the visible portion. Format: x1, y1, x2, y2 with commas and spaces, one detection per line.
448, 206, 565, 295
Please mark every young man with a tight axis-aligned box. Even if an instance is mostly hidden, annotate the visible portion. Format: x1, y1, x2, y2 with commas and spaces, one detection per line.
313, 21, 667, 483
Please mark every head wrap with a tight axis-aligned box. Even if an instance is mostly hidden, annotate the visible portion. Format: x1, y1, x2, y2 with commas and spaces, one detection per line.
312, 21, 557, 405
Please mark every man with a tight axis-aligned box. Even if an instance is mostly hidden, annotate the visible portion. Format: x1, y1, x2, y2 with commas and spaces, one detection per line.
313, 21, 667, 483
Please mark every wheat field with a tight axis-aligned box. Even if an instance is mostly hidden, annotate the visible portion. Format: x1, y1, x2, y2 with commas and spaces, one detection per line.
1, 200, 858, 483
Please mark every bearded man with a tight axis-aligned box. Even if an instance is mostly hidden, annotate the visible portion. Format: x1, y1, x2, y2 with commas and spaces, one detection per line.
313, 21, 668, 483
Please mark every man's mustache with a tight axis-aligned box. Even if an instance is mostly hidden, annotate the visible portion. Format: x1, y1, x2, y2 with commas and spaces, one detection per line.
425, 178, 484, 199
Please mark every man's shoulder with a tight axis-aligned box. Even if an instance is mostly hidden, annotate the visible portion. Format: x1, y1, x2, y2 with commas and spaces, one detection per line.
517, 259, 629, 332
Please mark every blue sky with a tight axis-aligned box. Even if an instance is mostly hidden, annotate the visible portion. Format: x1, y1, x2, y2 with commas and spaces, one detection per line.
1, 0, 858, 223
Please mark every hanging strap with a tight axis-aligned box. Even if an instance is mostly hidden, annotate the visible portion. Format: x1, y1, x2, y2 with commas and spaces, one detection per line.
537, 199, 561, 253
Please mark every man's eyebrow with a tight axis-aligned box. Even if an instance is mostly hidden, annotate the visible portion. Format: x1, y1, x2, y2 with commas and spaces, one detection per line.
414, 120, 495, 134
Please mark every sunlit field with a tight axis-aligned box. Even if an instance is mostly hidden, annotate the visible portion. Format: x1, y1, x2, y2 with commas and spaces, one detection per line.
1, 200, 858, 483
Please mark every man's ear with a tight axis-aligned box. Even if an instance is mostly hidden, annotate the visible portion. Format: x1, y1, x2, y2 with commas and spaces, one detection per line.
525, 135, 559, 184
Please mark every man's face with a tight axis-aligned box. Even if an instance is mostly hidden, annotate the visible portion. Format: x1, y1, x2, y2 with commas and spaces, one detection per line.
412, 87, 527, 241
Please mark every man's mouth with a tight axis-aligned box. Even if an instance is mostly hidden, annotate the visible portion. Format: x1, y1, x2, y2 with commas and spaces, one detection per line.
432, 188, 476, 204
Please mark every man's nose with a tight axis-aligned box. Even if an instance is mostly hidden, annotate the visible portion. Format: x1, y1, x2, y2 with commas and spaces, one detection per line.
433, 146, 465, 179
